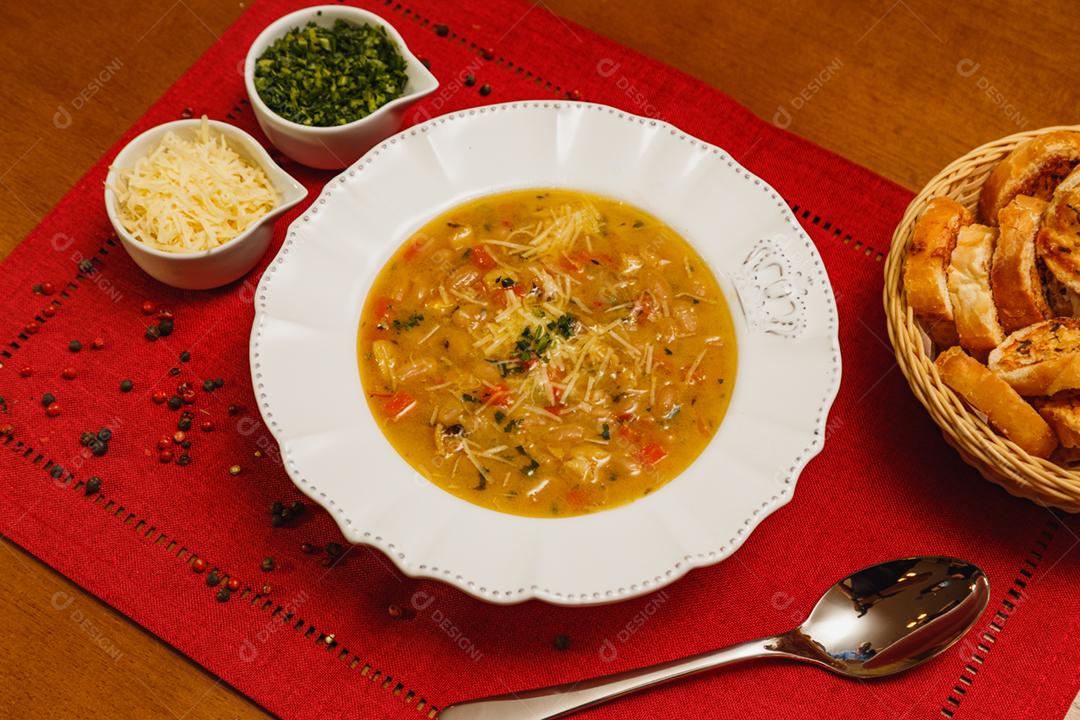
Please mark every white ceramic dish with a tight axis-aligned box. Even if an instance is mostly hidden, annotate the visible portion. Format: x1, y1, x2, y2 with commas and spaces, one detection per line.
244, 5, 439, 170
104, 119, 308, 290
251, 102, 841, 605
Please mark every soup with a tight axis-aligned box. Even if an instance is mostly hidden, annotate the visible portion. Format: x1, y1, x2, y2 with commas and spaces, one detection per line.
358, 189, 736, 517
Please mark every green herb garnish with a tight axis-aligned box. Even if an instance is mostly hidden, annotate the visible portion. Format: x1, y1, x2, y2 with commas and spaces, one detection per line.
254, 20, 409, 127
391, 312, 424, 331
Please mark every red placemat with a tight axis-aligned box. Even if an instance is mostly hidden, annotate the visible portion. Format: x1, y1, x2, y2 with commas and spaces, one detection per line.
2, 1, 1079, 719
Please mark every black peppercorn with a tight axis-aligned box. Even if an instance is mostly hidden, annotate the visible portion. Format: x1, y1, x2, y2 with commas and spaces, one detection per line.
463, 74, 476, 87
80, 431, 94, 447
90, 440, 108, 457
97, 428, 112, 442
434, 23, 449, 36
119, 379, 133, 392
178, 417, 192, 431
145, 325, 160, 341
325, 542, 343, 557
179, 351, 191, 362
261, 557, 276, 572
69, 340, 81, 353
479, 84, 492, 96
50, 465, 63, 479
177, 454, 191, 466
167, 396, 182, 411
553, 634, 572, 651
215, 587, 231, 602
158, 318, 174, 336
169, 367, 181, 377
202, 380, 216, 392
85, 476, 102, 496
207, 570, 222, 587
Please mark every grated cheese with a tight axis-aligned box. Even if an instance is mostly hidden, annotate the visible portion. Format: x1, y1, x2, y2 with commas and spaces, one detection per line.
112, 117, 277, 252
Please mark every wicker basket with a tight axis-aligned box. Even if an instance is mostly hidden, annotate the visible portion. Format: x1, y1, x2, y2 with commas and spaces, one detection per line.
884, 125, 1080, 512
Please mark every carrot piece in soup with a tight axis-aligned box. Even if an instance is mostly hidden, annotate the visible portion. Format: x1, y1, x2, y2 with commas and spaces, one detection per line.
383, 391, 417, 420
636, 442, 668, 467
471, 245, 495, 270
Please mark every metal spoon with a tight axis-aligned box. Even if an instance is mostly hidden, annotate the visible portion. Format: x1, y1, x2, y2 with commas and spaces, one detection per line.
440, 556, 989, 720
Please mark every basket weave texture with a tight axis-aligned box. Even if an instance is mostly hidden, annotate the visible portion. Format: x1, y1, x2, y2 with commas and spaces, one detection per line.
884, 125, 1080, 512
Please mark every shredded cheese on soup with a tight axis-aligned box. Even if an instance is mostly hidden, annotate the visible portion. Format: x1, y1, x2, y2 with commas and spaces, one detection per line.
112, 117, 277, 252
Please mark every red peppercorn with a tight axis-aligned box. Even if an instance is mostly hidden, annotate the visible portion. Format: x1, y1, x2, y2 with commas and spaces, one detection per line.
157, 435, 171, 450
91, 337, 105, 350
159, 449, 174, 463
24, 322, 39, 335
42, 306, 56, 317
200, 420, 214, 432
568, 89, 581, 101
41, 282, 55, 296
61, 367, 77, 380
152, 390, 167, 404
180, 390, 197, 405
45, 402, 61, 417
141, 300, 156, 315
191, 557, 207, 573
173, 431, 186, 444
226, 577, 240, 591
18, 366, 32, 378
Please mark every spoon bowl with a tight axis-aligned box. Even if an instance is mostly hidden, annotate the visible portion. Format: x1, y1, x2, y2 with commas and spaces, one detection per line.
440, 557, 989, 720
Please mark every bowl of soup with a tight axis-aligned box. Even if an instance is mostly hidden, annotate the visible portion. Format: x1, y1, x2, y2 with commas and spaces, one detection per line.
251, 102, 840, 604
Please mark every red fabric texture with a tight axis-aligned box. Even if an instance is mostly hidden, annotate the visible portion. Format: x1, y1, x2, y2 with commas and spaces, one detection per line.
1, 1, 1078, 718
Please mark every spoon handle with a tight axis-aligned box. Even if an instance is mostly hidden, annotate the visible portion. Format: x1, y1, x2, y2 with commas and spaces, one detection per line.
438, 635, 787, 720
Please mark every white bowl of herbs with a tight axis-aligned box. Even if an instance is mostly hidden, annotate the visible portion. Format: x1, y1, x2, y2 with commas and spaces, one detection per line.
244, 5, 439, 170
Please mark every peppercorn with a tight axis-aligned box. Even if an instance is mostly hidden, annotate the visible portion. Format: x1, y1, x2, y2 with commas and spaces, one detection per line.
214, 379, 224, 388
479, 83, 492, 96
84, 476, 102, 496
81, 432, 95, 446
202, 379, 216, 392
387, 603, 414, 619
260, 584, 272, 595
326, 542, 343, 558
50, 465, 63, 479
157, 436, 171, 450
119, 379, 133, 393
159, 449, 174, 463
319, 556, 333, 567
260, 557, 276, 572
177, 454, 191, 466
68, 340, 81, 353
215, 588, 230, 602
192, 557, 207, 573
158, 319, 174, 337
567, 89, 582, 101
41, 393, 56, 407
553, 634, 572, 651
152, 390, 167, 404
141, 301, 156, 315
228, 404, 241, 416
229, 464, 241, 476
45, 402, 61, 418
18, 366, 32, 378
91, 337, 105, 350
207, 570, 221, 587
271, 502, 284, 515
226, 577, 240, 591
24, 322, 39, 335
481, 47, 494, 60
41, 282, 55, 295
301, 542, 319, 554
178, 418, 192, 431
145, 325, 160, 341
434, 23, 449, 36
173, 431, 186, 444
169, 367, 181, 377
290, 501, 304, 515
179, 351, 190, 363
90, 439, 108, 457
200, 420, 214, 432
61, 367, 77, 380
42, 306, 56, 317
463, 74, 476, 87
167, 396, 182, 411
97, 428, 112, 442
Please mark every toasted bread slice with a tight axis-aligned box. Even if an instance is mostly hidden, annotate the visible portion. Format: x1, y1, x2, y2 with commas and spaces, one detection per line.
1036, 166, 1080, 295
936, 346, 1057, 457
987, 318, 1080, 396
978, 131, 1080, 223
905, 196, 971, 347
992, 195, 1051, 332
1033, 393, 1080, 448
948, 224, 1004, 357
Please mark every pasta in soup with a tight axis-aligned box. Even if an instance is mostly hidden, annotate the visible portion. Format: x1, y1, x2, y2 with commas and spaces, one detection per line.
358, 189, 736, 517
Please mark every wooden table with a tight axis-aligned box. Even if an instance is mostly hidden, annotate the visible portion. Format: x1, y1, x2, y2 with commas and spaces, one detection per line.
1, 1, 1076, 717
